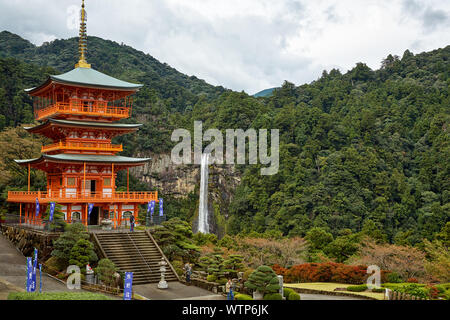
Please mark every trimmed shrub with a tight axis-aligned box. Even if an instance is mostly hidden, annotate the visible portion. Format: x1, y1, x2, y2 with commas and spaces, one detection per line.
283, 287, 295, 299
206, 275, 217, 283
346, 284, 368, 292
263, 293, 283, 300
68, 239, 98, 273
216, 278, 227, 285
245, 266, 281, 296
235, 294, 253, 300
372, 287, 385, 293
386, 272, 403, 283
288, 292, 301, 300
95, 259, 117, 287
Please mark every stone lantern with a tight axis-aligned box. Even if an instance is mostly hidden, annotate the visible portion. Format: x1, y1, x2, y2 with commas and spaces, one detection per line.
158, 258, 168, 289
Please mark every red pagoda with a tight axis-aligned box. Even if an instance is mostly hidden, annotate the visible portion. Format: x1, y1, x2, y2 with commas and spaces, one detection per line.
7, 0, 157, 228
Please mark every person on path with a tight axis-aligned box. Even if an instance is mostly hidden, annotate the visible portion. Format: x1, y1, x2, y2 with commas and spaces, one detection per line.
226, 278, 234, 300
129, 214, 135, 232
184, 262, 192, 284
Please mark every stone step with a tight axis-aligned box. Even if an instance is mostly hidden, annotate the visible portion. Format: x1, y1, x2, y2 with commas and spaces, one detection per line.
94, 232, 178, 285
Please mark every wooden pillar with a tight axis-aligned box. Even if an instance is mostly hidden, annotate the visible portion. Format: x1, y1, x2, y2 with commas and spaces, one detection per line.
112, 163, 115, 196
113, 204, 117, 229
67, 204, 71, 222
118, 204, 122, 227
134, 204, 138, 226
84, 204, 88, 226
28, 164, 31, 192
83, 162, 87, 199
19, 203, 22, 225
127, 168, 130, 193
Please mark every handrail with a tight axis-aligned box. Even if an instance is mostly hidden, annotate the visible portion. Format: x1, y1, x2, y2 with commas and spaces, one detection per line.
42, 141, 123, 153
126, 232, 153, 276
35, 101, 130, 120
146, 230, 181, 282
7, 191, 158, 203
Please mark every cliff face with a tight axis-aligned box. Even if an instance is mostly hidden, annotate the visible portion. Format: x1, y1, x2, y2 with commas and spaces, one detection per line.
132, 152, 241, 236
133, 152, 199, 197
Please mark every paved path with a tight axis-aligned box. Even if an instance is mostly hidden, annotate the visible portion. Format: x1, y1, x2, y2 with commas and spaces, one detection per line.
0, 233, 85, 299
134, 282, 226, 300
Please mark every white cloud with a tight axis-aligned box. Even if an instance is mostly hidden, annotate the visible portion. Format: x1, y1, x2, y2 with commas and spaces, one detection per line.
0, 0, 449, 94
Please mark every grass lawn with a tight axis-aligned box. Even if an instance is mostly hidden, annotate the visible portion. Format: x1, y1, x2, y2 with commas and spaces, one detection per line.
8, 292, 113, 300
284, 283, 385, 300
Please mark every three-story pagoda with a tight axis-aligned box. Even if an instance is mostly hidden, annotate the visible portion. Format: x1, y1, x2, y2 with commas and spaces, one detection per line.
7, 0, 157, 228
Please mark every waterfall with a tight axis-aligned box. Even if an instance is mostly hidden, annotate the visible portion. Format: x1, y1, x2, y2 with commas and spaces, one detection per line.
198, 153, 210, 234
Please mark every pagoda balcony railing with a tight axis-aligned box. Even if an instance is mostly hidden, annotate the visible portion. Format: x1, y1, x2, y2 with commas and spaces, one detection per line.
7, 191, 158, 204
42, 141, 123, 153
35, 101, 130, 121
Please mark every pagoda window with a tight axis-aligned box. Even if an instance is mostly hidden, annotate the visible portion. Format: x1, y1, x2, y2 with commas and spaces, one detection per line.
103, 178, 111, 187
67, 177, 77, 186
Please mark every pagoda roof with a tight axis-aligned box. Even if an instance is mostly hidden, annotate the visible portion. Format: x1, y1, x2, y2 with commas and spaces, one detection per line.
26, 67, 143, 95
15, 154, 151, 166
25, 118, 143, 132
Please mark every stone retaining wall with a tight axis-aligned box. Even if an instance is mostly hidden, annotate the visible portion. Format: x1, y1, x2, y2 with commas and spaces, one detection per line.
0, 225, 60, 259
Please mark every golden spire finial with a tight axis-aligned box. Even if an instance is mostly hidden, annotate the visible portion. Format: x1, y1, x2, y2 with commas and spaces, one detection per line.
75, 0, 91, 68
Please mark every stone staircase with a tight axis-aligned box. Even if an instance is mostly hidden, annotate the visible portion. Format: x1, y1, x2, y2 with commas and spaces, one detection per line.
93, 231, 179, 285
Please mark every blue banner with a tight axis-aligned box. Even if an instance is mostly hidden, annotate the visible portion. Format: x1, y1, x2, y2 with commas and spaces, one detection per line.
31, 248, 38, 292
35, 198, 40, 217
88, 204, 94, 219
123, 272, 133, 301
26, 257, 32, 292
159, 198, 163, 217
39, 264, 42, 293
150, 201, 155, 217
147, 201, 151, 214
49, 202, 56, 222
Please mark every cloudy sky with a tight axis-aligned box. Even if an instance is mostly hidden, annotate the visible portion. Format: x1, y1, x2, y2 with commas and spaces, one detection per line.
0, 0, 449, 94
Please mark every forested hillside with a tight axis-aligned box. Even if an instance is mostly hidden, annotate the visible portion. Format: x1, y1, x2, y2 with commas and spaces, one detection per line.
0, 31, 448, 246
222, 48, 449, 245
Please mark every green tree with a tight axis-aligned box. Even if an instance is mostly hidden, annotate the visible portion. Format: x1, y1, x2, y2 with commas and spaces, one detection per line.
69, 239, 98, 273
244, 265, 281, 296
51, 223, 90, 264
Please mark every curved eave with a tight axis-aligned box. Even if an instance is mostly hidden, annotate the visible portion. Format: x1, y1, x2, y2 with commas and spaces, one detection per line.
15, 155, 151, 167
25, 119, 143, 133
25, 68, 143, 96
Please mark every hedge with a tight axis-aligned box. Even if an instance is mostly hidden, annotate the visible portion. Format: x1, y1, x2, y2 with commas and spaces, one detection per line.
263, 293, 283, 300
283, 288, 295, 298
346, 284, 368, 292
288, 292, 301, 300
235, 294, 253, 300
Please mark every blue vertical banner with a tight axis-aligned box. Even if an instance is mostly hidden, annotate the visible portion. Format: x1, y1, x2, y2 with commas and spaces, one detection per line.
39, 264, 42, 293
30, 248, 38, 292
49, 202, 56, 222
88, 204, 94, 219
123, 272, 133, 301
35, 198, 40, 217
159, 198, 163, 217
147, 201, 151, 214
26, 257, 32, 292
150, 201, 155, 217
